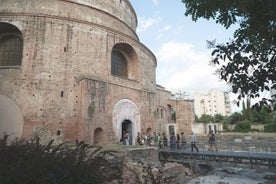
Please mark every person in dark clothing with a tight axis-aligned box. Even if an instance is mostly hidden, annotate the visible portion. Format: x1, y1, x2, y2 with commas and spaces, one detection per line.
170, 133, 176, 150
163, 133, 168, 148
176, 133, 180, 149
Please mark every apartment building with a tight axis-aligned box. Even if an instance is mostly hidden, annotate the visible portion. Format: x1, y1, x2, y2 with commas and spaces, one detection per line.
194, 89, 231, 117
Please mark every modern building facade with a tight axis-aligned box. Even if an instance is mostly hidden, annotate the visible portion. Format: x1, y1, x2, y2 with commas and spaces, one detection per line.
194, 89, 231, 118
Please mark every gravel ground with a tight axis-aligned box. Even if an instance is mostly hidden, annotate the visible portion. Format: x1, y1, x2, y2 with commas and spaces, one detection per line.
185, 167, 276, 184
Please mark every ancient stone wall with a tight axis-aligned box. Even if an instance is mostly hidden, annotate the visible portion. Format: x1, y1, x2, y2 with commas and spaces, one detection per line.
0, 0, 157, 144
156, 85, 172, 135
169, 99, 194, 135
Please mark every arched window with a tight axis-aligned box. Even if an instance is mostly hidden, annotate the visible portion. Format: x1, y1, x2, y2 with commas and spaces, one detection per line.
0, 23, 23, 67
0, 36, 23, 66
111, 50, 127, 78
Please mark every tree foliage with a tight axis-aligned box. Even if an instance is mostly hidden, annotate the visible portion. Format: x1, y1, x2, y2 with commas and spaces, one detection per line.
213, 113, 224, 122
197, 113, 224, 123
241, 98, 254, 122
234, 119, 251, 132
0, 137, 123, 184
182, 0, 276, 109
198, 114, 213, 123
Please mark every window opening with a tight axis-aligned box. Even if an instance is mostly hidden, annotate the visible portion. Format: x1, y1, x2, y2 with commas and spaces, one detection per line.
111, 51, 127, 78
0, 35, 23, 66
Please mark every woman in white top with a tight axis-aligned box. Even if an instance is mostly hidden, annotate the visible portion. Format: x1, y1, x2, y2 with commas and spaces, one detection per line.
190, 132, 199, 152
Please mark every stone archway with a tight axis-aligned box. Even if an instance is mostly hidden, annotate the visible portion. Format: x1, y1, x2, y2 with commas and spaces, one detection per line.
113, 99, 140, 145
94, 127, 104, 145
0, 94, 24, 140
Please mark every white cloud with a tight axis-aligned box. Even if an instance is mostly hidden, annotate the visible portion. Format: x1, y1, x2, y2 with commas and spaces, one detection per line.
156, 25, 172, 39
155, 41, 243, 112
156, 41, 228, 92
152, 0, 159, 5
161, 25, 172, 31
174, 25, 184, 34
137, 16, 160, 33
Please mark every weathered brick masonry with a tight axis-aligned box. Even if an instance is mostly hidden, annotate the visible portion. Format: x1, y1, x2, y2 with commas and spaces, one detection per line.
0, 0, 194, 145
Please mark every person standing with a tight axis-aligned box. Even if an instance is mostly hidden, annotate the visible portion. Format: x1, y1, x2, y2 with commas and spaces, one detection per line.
136, 132, 142, 145
176, 133, 180, 149
162, 133, 168, 148
146, 133, 152, 147
158, 133, 162, 148
153, 132, 159, 147
123, 131, 129, 146
190, 132, 199, 152
209, 130, 217, 151
170, 133, 176, 150
180, 132, 186, 149
207, 130, 212, 151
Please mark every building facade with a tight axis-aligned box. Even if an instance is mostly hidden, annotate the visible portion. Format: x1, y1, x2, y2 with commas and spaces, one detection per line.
156, 85, 194, 137
0, 0, 194, 145
194, 89, 231, 118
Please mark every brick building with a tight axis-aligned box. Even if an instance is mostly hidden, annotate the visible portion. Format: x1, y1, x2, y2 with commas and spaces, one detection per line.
0, 0, 194, 145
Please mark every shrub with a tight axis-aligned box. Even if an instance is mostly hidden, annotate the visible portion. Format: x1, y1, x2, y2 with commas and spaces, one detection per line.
264, 123, 276, 133
0, 136, 122, 184
234, 120, 251, 132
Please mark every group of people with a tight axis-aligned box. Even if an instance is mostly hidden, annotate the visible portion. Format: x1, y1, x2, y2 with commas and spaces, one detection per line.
126, 130, 218, 152
135, 131, 188, 150
136, 132, 159, 146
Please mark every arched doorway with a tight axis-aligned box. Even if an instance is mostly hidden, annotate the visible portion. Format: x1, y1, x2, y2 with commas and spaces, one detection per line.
0, 95, 24, 140
112, 99, 141, 146
122, 119, 132, 145
94, 128, 104, 145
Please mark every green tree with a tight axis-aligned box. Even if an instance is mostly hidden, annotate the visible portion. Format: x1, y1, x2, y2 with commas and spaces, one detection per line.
213, 113, 224, 122
182, 0, 276, 109
241, 98, 254, 122
234, 119, 251, 132
199, 114, 213, 123
228, 112, 242, 124
252, 105, 275, 124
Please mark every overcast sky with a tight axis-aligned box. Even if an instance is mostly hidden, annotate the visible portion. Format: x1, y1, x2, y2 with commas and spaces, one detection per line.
129, 0, 241, 111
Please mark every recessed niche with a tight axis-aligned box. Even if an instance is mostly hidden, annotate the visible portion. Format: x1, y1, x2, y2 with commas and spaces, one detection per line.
56, 129, 61, 136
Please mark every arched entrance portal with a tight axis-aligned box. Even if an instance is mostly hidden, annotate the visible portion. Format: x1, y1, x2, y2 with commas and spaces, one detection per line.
122, 119, 132, 145
112, 99, 141, 145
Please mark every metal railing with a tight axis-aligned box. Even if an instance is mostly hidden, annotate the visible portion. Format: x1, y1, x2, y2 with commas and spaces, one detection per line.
158, 140, 276, 153
158, 140, 276, 168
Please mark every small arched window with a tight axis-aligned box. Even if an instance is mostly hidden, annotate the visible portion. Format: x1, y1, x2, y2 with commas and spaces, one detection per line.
111, 50, 127, 78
